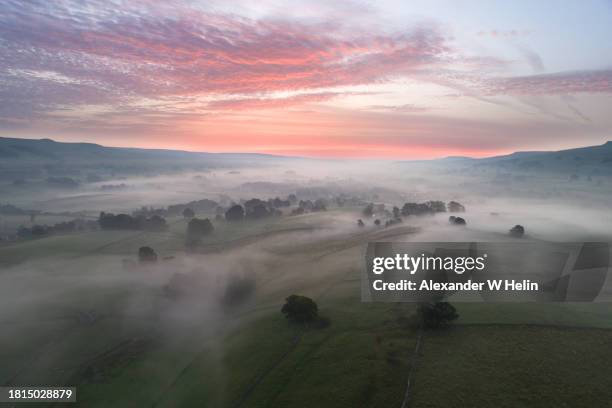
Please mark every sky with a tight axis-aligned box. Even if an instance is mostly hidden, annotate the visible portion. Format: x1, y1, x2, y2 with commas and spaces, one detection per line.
1, 0, 612, 158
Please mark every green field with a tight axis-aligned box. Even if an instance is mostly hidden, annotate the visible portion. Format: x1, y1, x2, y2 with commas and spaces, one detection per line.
1, 211, 612, 407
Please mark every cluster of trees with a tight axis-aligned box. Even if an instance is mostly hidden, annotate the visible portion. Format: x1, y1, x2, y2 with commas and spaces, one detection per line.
17, 219, 98, 239
98, 212, 167, 231
449, 216, 466, 225
291, 198, 327, 215
243, 198, 283, 219
401, 200, 447, 216
167, 199, 219, 216
399, 200, 467, 217
358, 203, 404, 228
134, 198, 220, 217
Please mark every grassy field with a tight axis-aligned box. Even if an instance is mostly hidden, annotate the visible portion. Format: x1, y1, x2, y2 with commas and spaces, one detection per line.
1, 211, 612, 407
412, 325, 612, 408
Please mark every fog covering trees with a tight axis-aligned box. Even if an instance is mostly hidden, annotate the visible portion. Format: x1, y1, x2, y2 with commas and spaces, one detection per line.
99, 212, 167, 231
182, 208, 195, 219
448, 201, 466, 212
3, 139, 612, 406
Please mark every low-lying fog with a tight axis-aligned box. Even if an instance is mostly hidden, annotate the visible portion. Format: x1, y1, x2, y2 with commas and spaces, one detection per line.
1, 156, 611, 387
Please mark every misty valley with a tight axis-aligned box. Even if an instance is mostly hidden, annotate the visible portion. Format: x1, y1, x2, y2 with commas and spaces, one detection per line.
2, 138, 612, 407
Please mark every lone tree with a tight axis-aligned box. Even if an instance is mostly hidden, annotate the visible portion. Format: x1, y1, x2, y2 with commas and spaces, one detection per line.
357, 219, 365, 227
509, 224, 525, 238
225, 204, 245, 222
182, 208, 195, 219
187, 218, 214, 243
281, 295, 318, 323
138, 246, 158, 262
449, 216, 466, 225
418, 302, 458, 328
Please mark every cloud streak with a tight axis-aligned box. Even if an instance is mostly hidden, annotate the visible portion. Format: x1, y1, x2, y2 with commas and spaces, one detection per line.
0, 0, 449, 117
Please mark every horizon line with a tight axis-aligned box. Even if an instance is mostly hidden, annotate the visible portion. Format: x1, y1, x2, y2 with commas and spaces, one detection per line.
1, 135, 610, 162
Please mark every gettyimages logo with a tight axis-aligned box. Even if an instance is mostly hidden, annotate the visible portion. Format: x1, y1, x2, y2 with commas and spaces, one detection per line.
361, 242, 611, 303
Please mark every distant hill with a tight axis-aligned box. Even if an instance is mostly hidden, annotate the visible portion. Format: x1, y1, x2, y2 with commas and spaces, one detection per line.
475, 141, 612, 173
0, 137, 285, 162
429, 141, 612, 175
0, 137, 292, 181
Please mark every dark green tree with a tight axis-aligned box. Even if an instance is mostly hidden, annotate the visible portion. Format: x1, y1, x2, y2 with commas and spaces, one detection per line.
509, 224, 525, 237
187, 217, 214, 243
138, 246, 158, 262
225, 204, 245, 222
281, 295, 318, 323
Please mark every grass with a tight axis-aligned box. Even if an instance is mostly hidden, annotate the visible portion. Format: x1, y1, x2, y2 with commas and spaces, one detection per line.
412, 325, 612, 408
2, 211, 612, 407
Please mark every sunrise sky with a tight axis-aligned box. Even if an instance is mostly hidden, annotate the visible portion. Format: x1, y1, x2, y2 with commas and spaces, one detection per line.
1, 0, 611, 158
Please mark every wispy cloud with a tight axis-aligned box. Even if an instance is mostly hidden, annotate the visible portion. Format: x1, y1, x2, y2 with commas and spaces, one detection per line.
0, 0, 449, 119
485, 69, 612, 95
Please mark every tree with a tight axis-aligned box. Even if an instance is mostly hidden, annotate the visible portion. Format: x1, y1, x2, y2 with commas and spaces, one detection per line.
374, 219, 381, 226
138, 246, 158, 262
509, 225, 525, 237
187, 217, 214, 242
281, 295, 318, 323
182, 208, 195, 219
418, 302, 458, 328
449, 216, 466, 225
225, 204, 245, 222
448, 201, 466, 212
362, 203, 374, 217
357, 219, 365, 227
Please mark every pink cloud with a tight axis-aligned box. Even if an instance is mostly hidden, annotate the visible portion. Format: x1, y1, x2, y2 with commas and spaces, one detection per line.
0, 1, 450, 119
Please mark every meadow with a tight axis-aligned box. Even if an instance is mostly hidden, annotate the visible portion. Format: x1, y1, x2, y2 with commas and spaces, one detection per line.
2, 207, 612, 407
